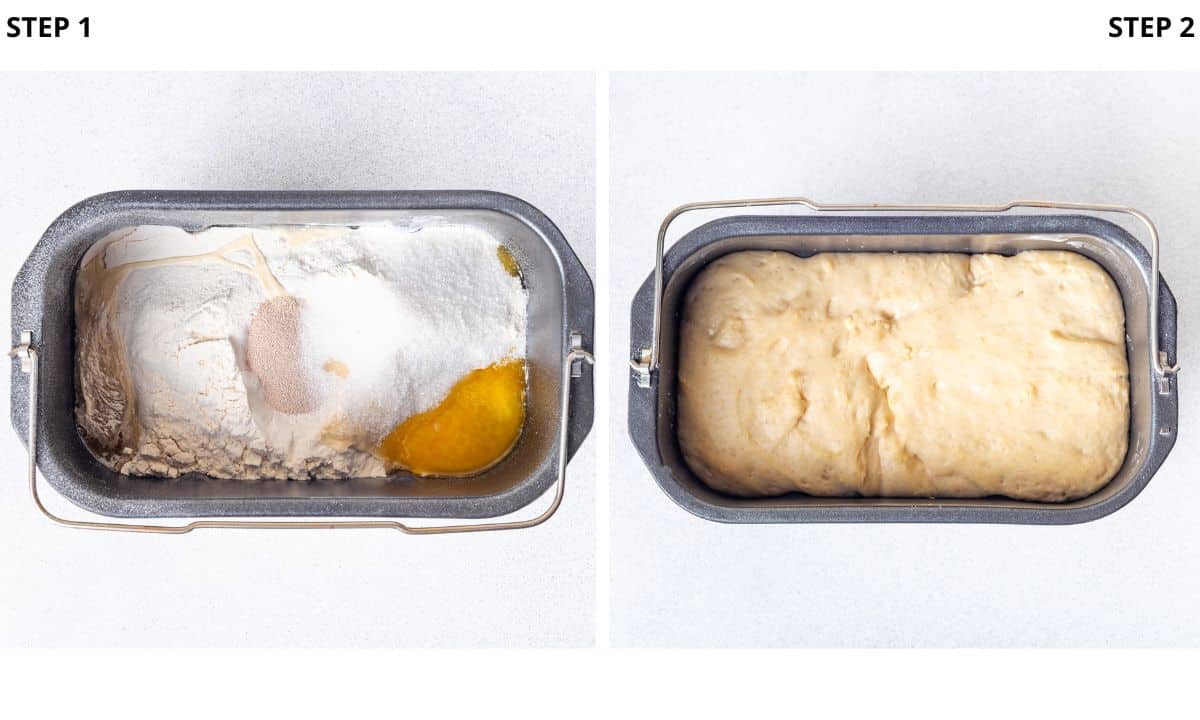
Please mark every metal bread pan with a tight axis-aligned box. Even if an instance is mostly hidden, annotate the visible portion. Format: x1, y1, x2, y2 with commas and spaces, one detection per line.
629, 204, 1177, 524
12, 190, 594, 524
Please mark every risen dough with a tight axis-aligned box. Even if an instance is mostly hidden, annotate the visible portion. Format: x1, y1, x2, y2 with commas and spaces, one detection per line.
677, 251, 1129, 501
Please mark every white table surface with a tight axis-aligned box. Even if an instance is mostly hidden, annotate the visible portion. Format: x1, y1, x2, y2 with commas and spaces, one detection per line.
609, 72, 1200, 647
0, 72, 596, 647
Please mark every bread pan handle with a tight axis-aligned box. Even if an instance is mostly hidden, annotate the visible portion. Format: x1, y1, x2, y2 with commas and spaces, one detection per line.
9, 330, 593, 534
630, 198, 1179, 389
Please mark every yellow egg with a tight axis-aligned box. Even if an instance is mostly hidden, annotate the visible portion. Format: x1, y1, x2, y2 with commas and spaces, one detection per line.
379, 360, 526, 476
497, 246, 521, 278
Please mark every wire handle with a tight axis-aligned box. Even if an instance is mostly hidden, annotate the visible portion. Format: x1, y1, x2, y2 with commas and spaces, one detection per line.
9, 330, 593, 534
630, 197, 1180, 388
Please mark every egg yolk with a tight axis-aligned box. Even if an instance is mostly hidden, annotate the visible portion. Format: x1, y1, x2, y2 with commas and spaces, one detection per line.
378, 360, 526, 476
497, 246, 521, 277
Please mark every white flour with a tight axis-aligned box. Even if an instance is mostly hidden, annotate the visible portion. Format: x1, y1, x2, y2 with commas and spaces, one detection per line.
74, 223, 527, 480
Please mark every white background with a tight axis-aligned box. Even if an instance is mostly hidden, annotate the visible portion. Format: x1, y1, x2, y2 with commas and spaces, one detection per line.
7, 1, 1200, 72
0, 72, 597, 647
609, 72, 1200, 647
5, 0, 1200, 716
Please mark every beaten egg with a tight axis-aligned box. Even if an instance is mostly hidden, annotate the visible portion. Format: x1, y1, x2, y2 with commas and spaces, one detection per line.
378, 359, 526, 476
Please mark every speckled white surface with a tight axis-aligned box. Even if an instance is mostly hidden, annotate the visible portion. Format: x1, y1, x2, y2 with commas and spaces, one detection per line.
0, 72, 595, 647
609, 73, 1200, 647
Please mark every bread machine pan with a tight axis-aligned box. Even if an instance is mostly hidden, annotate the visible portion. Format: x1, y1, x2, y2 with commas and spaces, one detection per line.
628, 200, 1177, 524
11, 190, 594, 531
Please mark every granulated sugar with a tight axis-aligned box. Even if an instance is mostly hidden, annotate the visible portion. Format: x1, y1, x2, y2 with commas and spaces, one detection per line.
74, 222, 528, 480
278, 224, 528, 445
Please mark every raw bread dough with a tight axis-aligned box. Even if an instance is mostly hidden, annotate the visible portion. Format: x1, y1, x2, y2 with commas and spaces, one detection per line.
677, 250, 1129, 501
